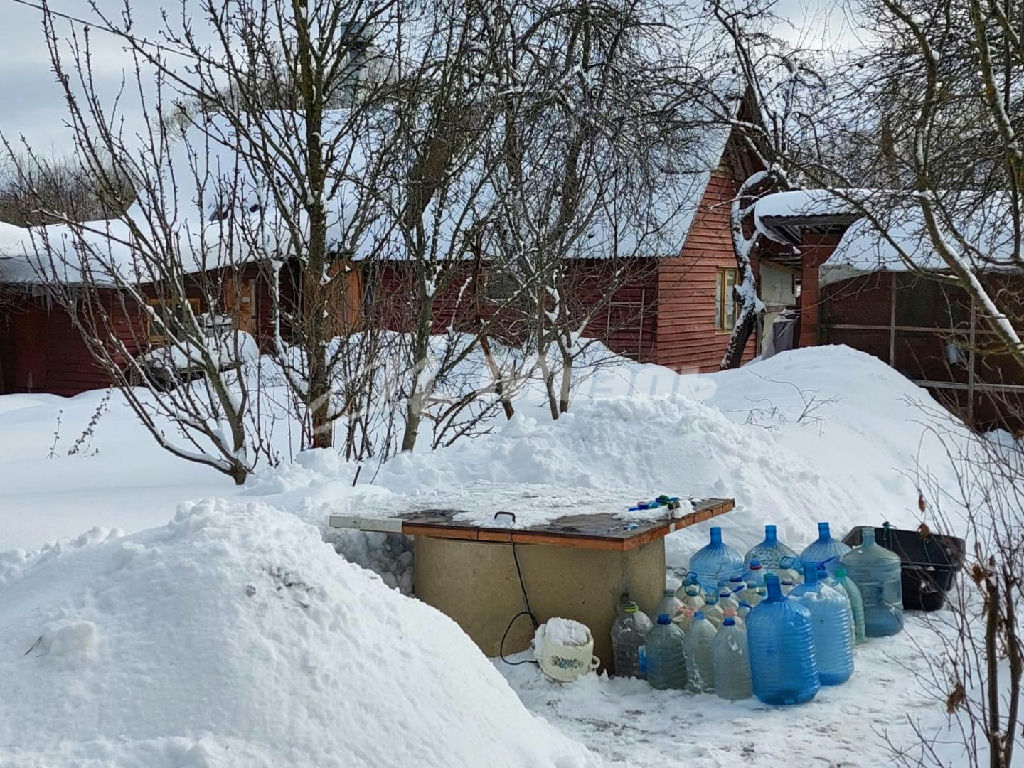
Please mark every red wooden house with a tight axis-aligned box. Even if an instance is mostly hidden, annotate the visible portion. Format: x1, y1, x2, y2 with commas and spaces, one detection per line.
752, 190, 1024, 429
0, 114, 773, 397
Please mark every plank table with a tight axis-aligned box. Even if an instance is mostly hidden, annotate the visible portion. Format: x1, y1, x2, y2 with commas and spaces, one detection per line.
328, 496, 735, 670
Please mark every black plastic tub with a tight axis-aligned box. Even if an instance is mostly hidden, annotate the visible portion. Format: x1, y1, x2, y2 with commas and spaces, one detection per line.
842, 525, 966, 611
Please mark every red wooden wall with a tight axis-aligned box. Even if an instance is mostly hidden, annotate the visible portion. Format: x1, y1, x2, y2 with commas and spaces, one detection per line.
654, 170, 758, 373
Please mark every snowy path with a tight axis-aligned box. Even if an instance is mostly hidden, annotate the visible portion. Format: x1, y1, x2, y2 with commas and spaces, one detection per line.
501, 614, 955, 767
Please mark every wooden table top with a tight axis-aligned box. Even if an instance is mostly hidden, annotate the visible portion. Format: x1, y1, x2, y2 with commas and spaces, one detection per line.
328, 497, 734, 552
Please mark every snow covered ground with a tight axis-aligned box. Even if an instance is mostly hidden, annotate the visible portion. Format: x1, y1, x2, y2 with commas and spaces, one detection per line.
0, 344, 1007, 766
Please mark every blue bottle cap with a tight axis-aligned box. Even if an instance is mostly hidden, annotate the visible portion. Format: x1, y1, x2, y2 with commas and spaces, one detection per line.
750, 559, 762, 569
694, 611, 706, 620
722, 617, 736, 626
657, 614, 672, 625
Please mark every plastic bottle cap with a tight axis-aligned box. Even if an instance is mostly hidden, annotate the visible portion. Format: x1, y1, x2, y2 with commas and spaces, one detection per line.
750, 560, 762, 569
723, 617, 736, 626
694, 611, 705, 620
624, 602, 638, 613
657, 614, 672, 624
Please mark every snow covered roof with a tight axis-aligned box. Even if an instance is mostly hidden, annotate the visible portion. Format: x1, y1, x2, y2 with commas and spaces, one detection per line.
0, 107, 734, 287
822, 196, 1024, 283
752, 189, 869, 244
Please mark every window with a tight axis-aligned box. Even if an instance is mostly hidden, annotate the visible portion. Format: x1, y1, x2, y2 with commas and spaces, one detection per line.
715, 268, 739, 330
147, 298, 201, 344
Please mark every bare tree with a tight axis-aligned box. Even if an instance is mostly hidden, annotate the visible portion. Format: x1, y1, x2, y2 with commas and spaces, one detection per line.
482, 0, 724, 419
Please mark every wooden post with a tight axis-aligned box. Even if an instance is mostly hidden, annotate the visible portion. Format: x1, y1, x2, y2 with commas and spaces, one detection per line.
889, 271, 897, 366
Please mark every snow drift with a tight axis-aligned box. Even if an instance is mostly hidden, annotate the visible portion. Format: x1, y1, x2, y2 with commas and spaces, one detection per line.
288, 345, 973, 569
0, 500, 599, 768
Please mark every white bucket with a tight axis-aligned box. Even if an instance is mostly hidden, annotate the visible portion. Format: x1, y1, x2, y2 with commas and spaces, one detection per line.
533, 618, 600, 683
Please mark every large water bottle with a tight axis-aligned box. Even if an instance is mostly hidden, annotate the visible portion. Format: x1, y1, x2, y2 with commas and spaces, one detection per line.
841, 527, 904, 637
683, 611, 717, 693
656, 589, 684, 624
821, 569, 856, 648
833, 565, 866, 645
789, 564, 854, 685
646, 615, 689, 690
611, 602, 653, 678
713, 617, 752, 700
689, 527, 745, 591
799, 522, 851, 575
744, 525, 799, 574
747, 573, 820, 705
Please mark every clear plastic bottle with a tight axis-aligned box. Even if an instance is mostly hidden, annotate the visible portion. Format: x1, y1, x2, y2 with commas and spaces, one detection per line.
702, 591, 724, 628
646, 615, 689, 690
728, 575, 747, 595
721, 605, 744, 628
743, 560, 766, 588
738, 581, 763, 608
789, 564, 854, 686
611, 602, 653, 678
840, 527, 903, 637
656, 589, 684, 624
799, 522, 852, 575
744, 525, 799, 576
674, 584, 704, 632
747, 574, 820, 706
718, 588, 740, 615
737, 601, 752, 622
833, 565, 866, 645
713, 617, 752, 700
683, 611, 717, 693
689, 527, 745, 592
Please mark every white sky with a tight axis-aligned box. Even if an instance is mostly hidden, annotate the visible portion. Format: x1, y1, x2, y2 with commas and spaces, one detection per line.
0, 0, 860, 156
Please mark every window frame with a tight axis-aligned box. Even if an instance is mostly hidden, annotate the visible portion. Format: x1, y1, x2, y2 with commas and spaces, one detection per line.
146, 297, 201, 345
714, 267, 739, 332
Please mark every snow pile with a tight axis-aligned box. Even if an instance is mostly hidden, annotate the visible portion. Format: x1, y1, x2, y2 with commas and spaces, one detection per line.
277, 345, 980, 576
0, 499, 599, 768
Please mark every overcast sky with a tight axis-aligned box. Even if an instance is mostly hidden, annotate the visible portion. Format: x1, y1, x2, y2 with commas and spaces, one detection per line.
0, 0, 857, 156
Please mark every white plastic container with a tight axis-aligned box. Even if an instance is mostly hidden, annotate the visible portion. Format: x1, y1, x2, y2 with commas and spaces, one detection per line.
534, 618, 600, 682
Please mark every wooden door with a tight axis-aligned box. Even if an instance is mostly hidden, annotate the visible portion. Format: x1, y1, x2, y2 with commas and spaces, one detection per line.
223, 277, 256, 334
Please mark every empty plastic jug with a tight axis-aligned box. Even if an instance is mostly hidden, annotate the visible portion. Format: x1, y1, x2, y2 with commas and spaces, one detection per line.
841, 527, 903, 637
718, 589, 740, 615
674, 584, 704, 631
656, 589, 684, 623
646, 615, 689, 690
728, 575, 747, 595
743, 560, 766, 588
702, 591, 725, 628
738, 580, 764, 608
747, 574, 820, 705
744, 525, 799, 574
833, 565, 866, 645
683, 611, 717, 693
721, 605, 744, 627
713, 617, 752, 700
689, 527, 745, 591
611, 602, 653, 678
789, 564, 854, 686
799, 522, 851, 575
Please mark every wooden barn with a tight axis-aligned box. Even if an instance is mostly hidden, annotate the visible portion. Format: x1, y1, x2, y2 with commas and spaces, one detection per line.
752, 191, 1024, 429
